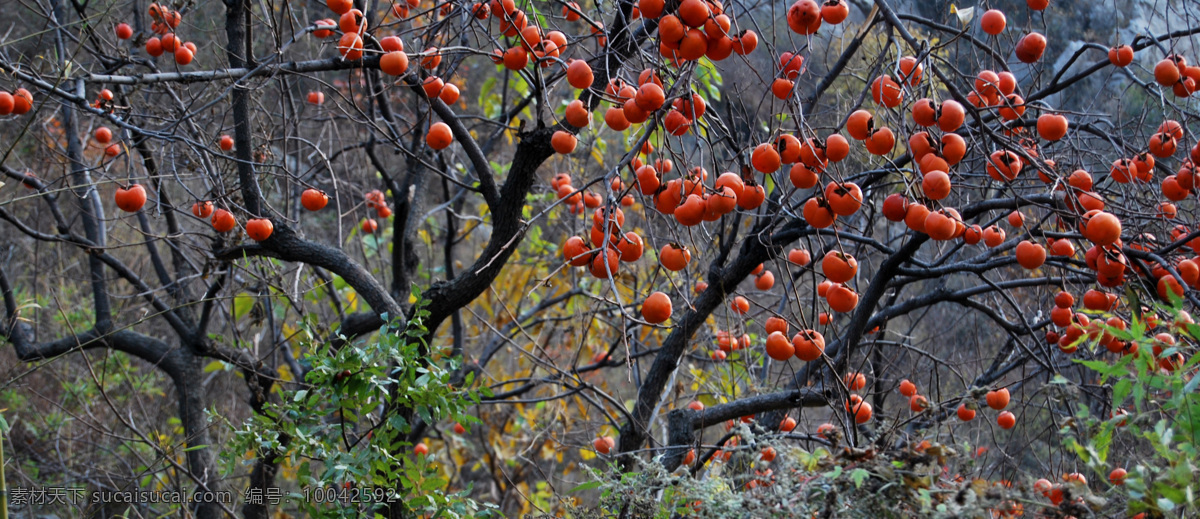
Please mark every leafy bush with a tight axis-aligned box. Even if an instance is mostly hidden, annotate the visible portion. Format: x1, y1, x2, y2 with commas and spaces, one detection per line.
223, 295, 496, 518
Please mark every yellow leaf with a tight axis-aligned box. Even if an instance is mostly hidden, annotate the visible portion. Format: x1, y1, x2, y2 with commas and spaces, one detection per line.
950, 4, 975, 25
590, 147, 604, 167
278, 363, 294, 383
579, 448, 596, 461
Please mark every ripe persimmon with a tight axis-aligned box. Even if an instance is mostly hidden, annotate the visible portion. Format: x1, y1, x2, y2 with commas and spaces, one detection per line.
191, 201, 214, 218
986, 150, 1022, 181
821, 0, 848, 24
1109, 45, 1134, 67
94, 127, 113, 144
1085, 211, 1121, 246
881, 194, 908, 222
937, 100, 965, 132
439, 84, 460, 104
780, 417, 797, 432
566, 59, 594, 89
824, 134, 849, 162
337, 32, 363, 60
871, 74, 903, 107
639, 0, 664, 18
617, 232, 643, 261
634, 83, 665, 111
562, 236, 591, 266
593, 436, 616, 454
789, 163, 819, 189
924, 210, 957, 240
338, 9, 363, 33
864, 127, 894, 155
826, 284, 858, 312
786, 0, 821, 35
380, 51, 410, 75
788, 248, 811, 266
957, 403, 976, 421
986, 388, 1010, 410
941, 133, 967, 164
755, 271, 775, 290
1155, 59, 1182, 86
677, 0, 709, 27
792, 329, 824, 361
962, 224, 983, 244
851, 400, 873, 423
887, 56, 918, 88
246, 218, 274, 241
921, 170, 951, 200
327, 0, 352, 15
737, 183, 765, 209
660, 243, 691, 271
1037, 113, 1069, 141
1015, 32, 1046, 63
1149, 132, 1177, 158
1108, 468, 1127, 485
765, 331, 794, 360
730, 296, 750, 314
1015, 240, 1046, 269
589, 247, 620, 278
779, 52, 804, 79
751, 143, 781, 173
145, 36, 164, 56
843, 372, 866, 391
673, 194, 706, 226
825, 181, 862, 215
821, 251, 857, 283
802, 198, 836, 228
641, 291, 673, 323
765, 316, 789, 336
421, 48, 443, 68
997, 411, 1016, 429
846, 110, 873, 140
980, 9, 1006, 35
426, 122, 453, 150
904, 202, 930, 233
211, 209, 236, 232
114, 184, 147, 212
301, 188, 328, 211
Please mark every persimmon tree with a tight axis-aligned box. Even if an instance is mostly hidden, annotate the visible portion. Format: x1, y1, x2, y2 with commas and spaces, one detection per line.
3, 0, 1200, 516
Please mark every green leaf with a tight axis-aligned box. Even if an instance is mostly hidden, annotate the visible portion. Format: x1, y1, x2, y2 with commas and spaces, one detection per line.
421, 477, 448, 491
1184, 368, 1200, 395
478, 76, 496, 107
851, 468, 869, 488
568, 481, 603, 494
232, 293, 255, 319
1113, 378, 1132, 405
